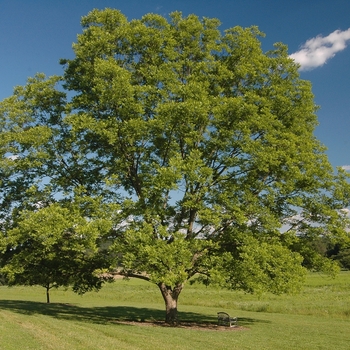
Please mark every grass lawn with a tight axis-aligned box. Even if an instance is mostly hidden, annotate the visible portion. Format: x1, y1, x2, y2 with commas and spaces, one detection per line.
0, 272, 349, 349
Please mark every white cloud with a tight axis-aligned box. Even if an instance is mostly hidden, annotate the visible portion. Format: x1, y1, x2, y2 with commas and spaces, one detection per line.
290, 28, 350, 71
341, 165, 350, 171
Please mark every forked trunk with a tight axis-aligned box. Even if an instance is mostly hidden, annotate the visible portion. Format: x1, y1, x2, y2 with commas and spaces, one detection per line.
158, 282, 183, 326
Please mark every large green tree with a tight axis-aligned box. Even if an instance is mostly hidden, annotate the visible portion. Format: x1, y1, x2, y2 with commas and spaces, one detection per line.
1, 9, 350, 324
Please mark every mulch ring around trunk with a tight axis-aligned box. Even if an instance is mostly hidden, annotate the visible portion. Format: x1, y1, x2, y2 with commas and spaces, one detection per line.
111, 320, 249, 331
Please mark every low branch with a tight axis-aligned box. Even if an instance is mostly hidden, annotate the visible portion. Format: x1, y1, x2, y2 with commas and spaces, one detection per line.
109, 269, 151, 282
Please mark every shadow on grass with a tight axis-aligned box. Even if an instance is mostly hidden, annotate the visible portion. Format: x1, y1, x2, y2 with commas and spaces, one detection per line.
0, 300, 267, 327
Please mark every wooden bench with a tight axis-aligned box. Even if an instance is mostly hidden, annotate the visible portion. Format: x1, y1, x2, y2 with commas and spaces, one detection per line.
217, 312, 237, 327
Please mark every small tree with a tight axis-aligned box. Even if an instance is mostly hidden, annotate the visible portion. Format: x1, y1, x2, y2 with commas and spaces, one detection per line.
1, 9, 349, 324
0, 202, 113, 303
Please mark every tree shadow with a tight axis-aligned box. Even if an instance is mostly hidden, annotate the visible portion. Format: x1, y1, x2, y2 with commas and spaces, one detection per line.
0, 300, 268, 327
236, 317, 271, 326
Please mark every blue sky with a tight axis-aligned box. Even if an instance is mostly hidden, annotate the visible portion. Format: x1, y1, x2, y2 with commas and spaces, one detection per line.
1, 0, 349, 170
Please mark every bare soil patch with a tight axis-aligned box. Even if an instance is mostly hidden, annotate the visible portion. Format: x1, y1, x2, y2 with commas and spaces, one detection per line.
113, 320, 248, 331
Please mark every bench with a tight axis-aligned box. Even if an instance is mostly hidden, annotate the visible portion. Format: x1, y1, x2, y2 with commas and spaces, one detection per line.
217, 312, 237, 327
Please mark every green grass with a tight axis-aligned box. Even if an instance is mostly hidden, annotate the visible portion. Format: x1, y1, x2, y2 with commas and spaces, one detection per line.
1, 272, 350, 349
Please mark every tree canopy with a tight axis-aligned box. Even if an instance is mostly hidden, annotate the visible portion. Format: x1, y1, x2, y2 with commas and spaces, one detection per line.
1, 8, 350, 324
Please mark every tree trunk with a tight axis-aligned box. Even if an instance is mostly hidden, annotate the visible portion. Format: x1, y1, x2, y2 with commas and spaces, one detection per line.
158, 282, 183, 326
46, 285, 50, 304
